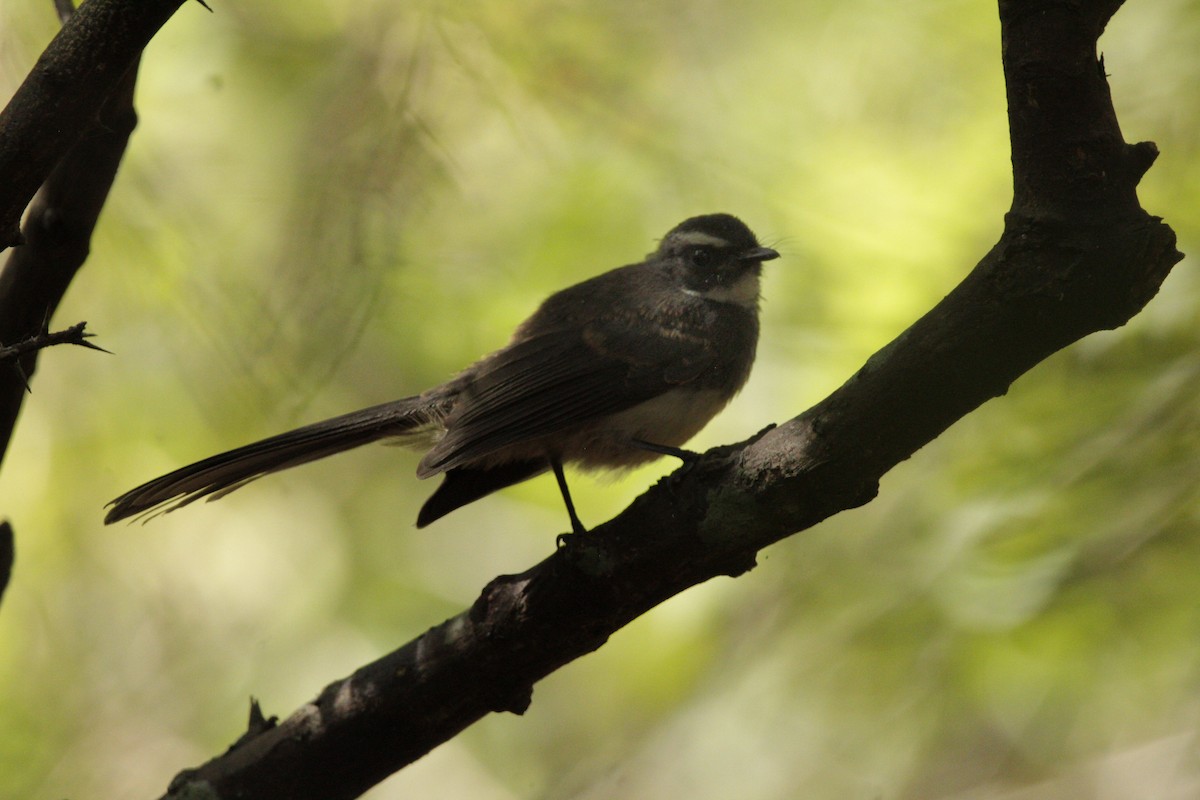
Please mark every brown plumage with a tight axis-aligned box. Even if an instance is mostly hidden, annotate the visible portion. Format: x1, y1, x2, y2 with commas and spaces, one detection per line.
105, 213, 778, 533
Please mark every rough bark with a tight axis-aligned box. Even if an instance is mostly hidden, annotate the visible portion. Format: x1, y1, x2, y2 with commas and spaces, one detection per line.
0, 0, 186, 249
0, 0, 186, 604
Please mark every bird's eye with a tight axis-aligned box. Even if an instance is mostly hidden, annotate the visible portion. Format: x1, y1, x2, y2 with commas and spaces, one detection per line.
690, 248, 713, 268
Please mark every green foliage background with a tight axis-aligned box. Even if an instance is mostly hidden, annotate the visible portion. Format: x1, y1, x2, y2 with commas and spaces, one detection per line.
1, 1, 1198, 797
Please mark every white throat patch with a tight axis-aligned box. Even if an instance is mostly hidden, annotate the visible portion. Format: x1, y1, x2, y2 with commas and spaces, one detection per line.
684, 271, 761, 307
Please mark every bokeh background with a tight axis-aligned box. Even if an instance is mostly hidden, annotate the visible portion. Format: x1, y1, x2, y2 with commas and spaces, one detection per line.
2, 1, 1198, 798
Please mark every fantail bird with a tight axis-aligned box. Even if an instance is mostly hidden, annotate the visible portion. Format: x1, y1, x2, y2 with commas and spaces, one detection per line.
105, 213, 779, 534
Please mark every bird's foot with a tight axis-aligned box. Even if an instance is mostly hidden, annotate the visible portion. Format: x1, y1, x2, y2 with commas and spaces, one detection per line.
555, 518, 590, 549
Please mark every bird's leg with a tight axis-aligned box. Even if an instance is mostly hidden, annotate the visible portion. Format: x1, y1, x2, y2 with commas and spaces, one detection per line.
631, 438, 700, 463
551, 458, 588, 538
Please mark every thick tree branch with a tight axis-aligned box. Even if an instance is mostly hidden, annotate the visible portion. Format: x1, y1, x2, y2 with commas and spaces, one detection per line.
163, 2, 1182, 798
0, 0, 187, 251
0, 0, 183, 613
0, 6, 152, 467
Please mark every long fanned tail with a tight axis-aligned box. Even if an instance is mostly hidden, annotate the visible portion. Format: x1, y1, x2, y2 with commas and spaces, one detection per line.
105, 396, 443, 523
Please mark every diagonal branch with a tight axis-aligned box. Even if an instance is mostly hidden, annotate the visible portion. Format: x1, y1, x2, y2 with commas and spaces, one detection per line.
0, 0, 186, 613
0, 0, 188, 251
0, 1, 168, 468
162, 1, 1182, 798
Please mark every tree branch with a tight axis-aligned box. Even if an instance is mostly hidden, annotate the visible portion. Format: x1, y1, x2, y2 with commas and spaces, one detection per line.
163, 2, 1182, 798
0, 322, 106, 372
0, 0, 185, 616
0, 0, 168, 468
0, 522, 12, 608
0, 0, 188, 251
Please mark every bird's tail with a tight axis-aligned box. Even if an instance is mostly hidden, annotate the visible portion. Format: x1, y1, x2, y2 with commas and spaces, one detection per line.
105, 396, 446, 523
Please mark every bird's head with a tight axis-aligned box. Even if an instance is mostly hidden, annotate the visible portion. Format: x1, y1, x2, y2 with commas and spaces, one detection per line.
656, 213, 779, 307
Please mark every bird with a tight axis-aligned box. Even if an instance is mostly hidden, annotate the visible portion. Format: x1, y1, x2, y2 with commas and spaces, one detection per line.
105, 213, 779, 534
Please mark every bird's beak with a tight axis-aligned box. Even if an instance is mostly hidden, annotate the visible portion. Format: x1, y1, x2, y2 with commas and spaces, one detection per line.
739, 246, 780, 263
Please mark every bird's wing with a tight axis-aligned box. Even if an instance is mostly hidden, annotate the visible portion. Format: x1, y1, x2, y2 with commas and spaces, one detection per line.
417, 319, 713, 476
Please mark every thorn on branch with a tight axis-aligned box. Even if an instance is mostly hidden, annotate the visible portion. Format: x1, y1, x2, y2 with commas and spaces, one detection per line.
231, 697, 278, 749
0, 322, 110, 369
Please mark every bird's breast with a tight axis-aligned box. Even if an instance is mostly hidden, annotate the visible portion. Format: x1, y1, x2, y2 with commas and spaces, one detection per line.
564, 387, 730, 470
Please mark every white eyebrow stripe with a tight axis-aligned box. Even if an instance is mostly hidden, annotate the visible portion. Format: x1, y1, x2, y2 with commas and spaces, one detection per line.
672, 231, 730, 248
